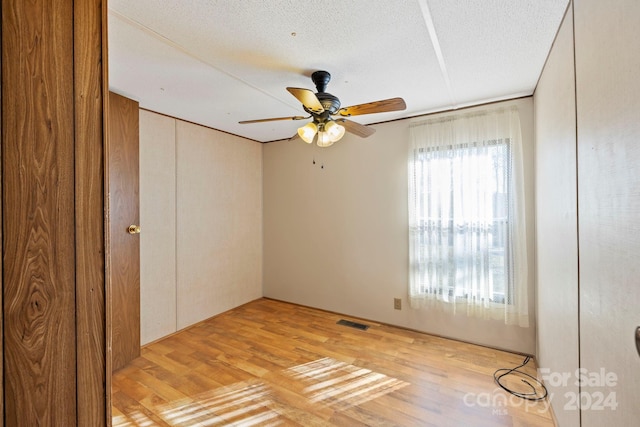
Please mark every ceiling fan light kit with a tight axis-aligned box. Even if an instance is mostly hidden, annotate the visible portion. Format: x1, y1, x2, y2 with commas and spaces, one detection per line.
240, 70, 406, 147
324, 120, 346, 142
297, 122, 317, 143
298, 119, 345, 146
316, 131, 334, 148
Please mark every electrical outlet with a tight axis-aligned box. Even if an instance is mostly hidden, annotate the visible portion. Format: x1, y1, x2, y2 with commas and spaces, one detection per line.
394, 298, 402, 310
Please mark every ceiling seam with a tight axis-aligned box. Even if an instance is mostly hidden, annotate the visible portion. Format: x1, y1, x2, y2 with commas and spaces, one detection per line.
108, 9, 301, 113
416, 0, 457, 108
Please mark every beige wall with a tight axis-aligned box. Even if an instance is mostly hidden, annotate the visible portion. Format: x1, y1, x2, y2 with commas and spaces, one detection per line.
139, 111, 263, 344
534, 6, 580, 426
574, 0, 640, 425
140, 110, 177, 344
176, 120, 263, 329
535, 1, 640, 424
263, 97, 537, 354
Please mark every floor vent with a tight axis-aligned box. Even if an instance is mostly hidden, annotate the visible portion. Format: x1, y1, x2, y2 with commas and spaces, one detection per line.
337, 319, 369, 330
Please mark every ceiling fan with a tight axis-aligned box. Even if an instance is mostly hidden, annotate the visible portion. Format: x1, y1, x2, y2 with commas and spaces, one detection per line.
239, 70, 407, 147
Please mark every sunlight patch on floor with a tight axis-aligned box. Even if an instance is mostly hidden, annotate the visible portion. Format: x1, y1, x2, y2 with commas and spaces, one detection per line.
283, 357, 410, 410
113, 380, 281, 426
113, 358, 409, 425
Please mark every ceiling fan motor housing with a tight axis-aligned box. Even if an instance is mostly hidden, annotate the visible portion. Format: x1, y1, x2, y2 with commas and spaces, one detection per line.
316, 93, 340, 116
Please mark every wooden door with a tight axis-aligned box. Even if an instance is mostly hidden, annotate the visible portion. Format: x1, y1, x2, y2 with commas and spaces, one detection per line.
108, 92, 141, 372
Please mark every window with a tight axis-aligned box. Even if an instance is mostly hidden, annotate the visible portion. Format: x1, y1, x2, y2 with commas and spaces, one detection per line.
408, 108, 529, 327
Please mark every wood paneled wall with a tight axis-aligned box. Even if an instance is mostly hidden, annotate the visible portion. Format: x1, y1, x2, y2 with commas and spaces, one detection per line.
0, 6, 3, 422
3, 1, 77, 423
75, 0, 108, 424
1, 0, 107, 425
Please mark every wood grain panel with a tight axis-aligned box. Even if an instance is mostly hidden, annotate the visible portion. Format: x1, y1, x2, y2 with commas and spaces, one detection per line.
74, 0, 107, 425
0, 9, 3, 425
108, 91, 141, 372
102, 4, 113, 421
2, 0, 77, 425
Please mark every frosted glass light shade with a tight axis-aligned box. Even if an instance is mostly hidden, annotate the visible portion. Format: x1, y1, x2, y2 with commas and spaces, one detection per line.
324, 120, 346, 142
297, 122, 318, 143
316, 132, 334, 148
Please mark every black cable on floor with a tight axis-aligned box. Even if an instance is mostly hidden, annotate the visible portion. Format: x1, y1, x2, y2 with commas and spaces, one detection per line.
493, 356, 548, 401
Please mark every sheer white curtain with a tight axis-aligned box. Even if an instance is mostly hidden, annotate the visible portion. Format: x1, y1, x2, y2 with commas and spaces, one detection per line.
408, 107, 529, 327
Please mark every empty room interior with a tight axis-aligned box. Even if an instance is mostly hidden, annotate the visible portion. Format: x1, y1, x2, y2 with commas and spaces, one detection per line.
1, 0, 638, 426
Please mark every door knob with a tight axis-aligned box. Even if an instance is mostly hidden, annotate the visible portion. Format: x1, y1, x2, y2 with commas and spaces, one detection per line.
128, 224, 141, 235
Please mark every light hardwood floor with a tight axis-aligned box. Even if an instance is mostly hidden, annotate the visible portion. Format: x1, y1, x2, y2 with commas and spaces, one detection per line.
112, 298, 554, 426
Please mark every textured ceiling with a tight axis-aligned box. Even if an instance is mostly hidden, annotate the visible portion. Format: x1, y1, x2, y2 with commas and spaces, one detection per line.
108, 0, 569, 143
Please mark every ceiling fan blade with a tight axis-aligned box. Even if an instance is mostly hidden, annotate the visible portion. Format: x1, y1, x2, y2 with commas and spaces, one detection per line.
239, 115, 307, 124
337, 97, 406, 117
336, 118, 376, 138
286, 87, 325, 114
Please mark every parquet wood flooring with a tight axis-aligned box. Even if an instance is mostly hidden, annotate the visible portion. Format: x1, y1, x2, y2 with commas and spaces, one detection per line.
112, 298, 554, 426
